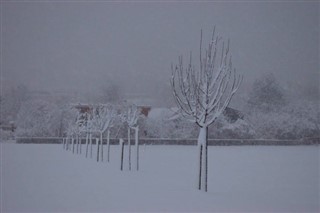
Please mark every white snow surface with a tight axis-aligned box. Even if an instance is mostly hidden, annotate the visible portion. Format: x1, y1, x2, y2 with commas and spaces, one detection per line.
1, 143, 319, 212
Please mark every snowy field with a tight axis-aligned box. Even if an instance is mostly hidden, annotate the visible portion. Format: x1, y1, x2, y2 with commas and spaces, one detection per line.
1, 143, 319, 212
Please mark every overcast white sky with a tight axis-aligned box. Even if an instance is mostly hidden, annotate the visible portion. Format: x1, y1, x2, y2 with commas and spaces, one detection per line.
1, 1, 319, 101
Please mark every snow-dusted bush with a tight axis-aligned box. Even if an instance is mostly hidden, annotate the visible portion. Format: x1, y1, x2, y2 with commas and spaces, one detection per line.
144, 117, 167, 138
145, 108, 198, 139
245, 73, 319, 139
247, 100, 319, 139
0, 129, 14, 141
209, 116, 256, 139
15, 99, 74, 137
247, 73, 287, 112
0, 85, 28, 125
16, 99, 57, 137
144, 108, 254, 139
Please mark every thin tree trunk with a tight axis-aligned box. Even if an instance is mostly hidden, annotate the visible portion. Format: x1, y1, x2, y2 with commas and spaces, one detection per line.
120, 139, 124, 171
72, 136, 75, 154
96, 137, 100, 162
128, 127, 131, 171
85, 132, 89, 158
90, 133, 93, 158
107, 130, 110, 162
76, 135, 79, 154
65, 138, 67, 150
198, 127, 208, 192
100, 132, 103, 162
76, 135, 78, 154
62, 138, 65, 149
67, 137, 70, 151
79, 136, 82, 155
205, 126, 208, 192
135, 127, 139, 171
198, 144, 203, 190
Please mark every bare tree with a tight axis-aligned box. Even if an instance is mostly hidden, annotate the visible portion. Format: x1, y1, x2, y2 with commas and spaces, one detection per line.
65, 108, 83, 153
171, 29, 243, 192
85, 111, 94, 158
126, 105, 140, 171
91, 104, 116, 162
120, 104, 140, 171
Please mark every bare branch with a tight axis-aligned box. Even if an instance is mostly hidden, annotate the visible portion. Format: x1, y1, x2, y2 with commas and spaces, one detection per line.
171, 29, 243, 128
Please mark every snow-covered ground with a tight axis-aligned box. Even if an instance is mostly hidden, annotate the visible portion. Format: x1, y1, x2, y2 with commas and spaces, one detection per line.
1, 143, 319, 212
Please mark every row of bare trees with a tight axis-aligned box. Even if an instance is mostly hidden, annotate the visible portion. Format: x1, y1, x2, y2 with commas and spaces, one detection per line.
62, 103, 141, 171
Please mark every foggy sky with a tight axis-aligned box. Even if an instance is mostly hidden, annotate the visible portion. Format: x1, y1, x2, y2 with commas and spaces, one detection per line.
1, 1, 319, 101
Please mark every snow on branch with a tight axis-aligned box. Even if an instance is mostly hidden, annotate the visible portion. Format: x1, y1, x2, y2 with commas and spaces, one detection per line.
66, 107, 83, 137
90, 104, 116, 134
120, 104, 140, 129
171, 29, 243, 128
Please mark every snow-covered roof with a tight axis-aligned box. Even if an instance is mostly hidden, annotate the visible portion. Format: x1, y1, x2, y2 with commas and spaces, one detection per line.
124, 98, 154, 107
148, 107, 179, 120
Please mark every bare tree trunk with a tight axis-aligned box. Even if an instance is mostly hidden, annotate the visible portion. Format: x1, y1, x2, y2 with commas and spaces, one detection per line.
76, 135, 78, 154
135, 127, 139, 171
96, 137, 100, 162
72, 136, 75, 154
205, 126, 208, 192
85, 132, 89, 158
128, 127, 131, 170
76, 135, 79, 154
79, 136, 82, 155
58, 115, 63, 138
120, 139, 124, 171
198, 144, 203, 190
67, 137, 70, 151
100, 132, 103, 162
198, 127, 208, 191
64, 137, 67, 150
62, 138, 65, 149
90, 133, 93, 158
107, 130, 110, 162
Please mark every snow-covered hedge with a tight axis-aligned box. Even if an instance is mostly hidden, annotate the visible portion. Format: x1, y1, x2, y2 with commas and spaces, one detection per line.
145, 117, 198, 139
14, 100, 319, 140
143, 108, 254, 139
246, 100, 319, 139
15, 99, 73, 137
143, 101, 319, 140
209, 118, 256, 139
0, 129, 14, 141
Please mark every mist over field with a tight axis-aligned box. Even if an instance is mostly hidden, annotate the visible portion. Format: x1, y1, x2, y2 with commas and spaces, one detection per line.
2, 2, 319, 102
